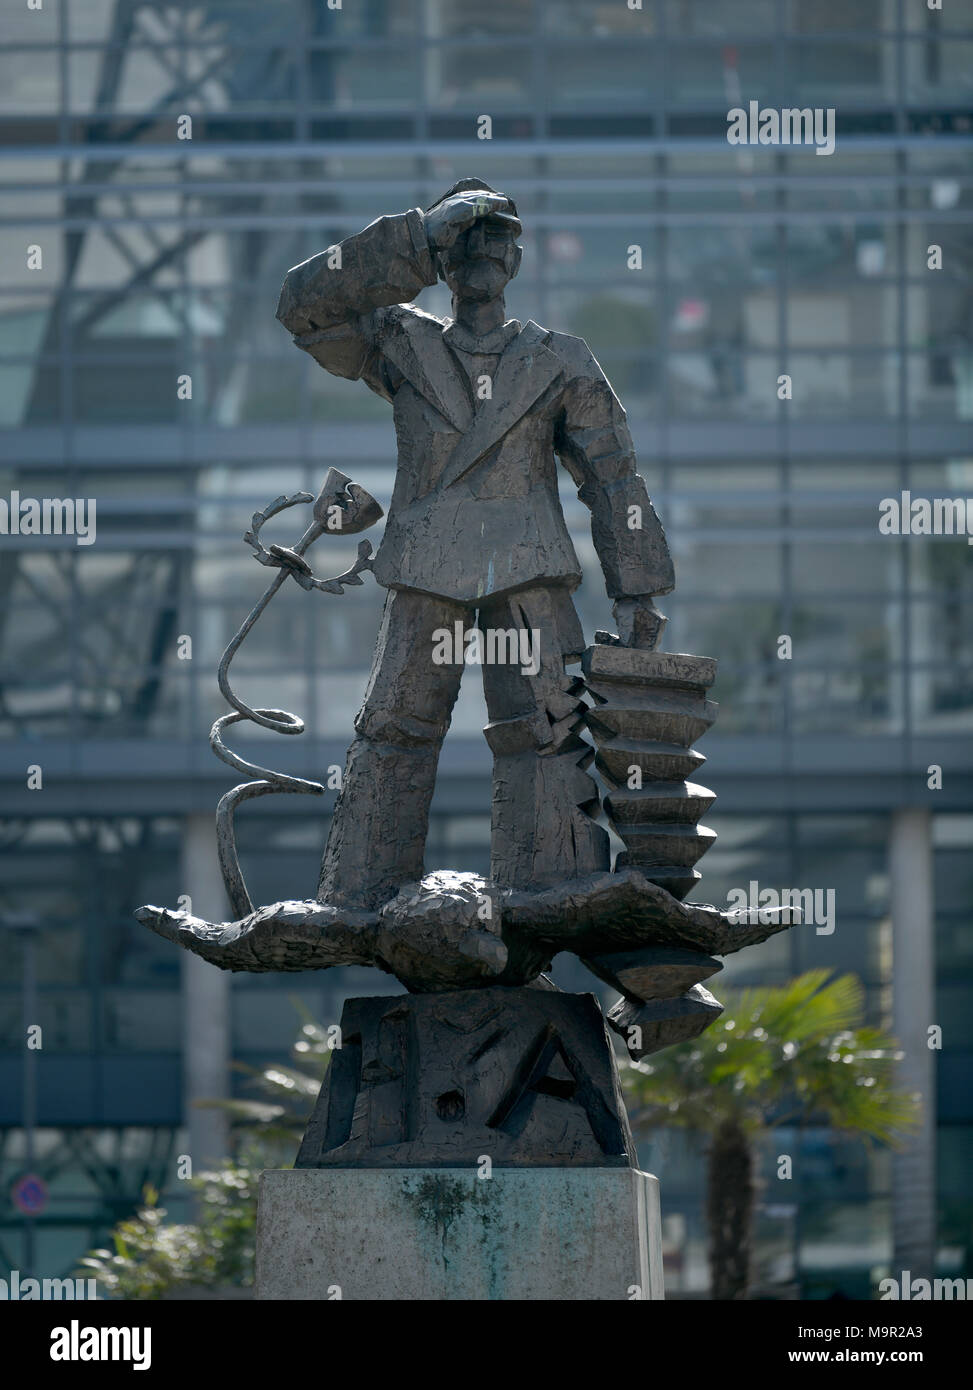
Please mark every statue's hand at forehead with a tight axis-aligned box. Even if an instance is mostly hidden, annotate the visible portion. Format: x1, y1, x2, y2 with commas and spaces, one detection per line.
423, 190, 516, 253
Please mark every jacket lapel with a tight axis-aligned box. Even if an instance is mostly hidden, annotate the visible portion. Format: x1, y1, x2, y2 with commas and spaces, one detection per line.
438, 322, 563, 491
383, 317, 473, 433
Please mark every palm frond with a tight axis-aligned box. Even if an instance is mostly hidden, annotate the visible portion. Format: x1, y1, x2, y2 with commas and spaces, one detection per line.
624, 970, 920, 1147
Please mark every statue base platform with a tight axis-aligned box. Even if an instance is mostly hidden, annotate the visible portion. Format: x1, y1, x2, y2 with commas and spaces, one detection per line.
255, 1166, 664, 1300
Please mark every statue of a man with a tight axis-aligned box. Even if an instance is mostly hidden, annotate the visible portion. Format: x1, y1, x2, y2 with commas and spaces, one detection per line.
276, 179, 674, 911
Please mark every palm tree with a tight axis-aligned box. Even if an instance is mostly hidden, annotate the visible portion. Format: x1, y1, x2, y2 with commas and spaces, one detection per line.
623, 970, 920, 1300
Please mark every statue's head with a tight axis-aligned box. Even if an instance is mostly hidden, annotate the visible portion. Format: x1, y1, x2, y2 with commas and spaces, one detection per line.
427, 178, 523, 301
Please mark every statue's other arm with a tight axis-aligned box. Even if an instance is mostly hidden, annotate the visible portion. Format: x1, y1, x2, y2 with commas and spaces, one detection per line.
554, 343, 675, 610
275, 209, 438, 398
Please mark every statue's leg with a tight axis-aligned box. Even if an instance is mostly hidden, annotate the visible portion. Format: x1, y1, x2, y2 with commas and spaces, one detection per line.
318, 587, 468, 910
479, 585, 609, 890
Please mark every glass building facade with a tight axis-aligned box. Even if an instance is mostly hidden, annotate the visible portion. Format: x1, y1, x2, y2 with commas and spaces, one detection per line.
0, 0, 971, 1294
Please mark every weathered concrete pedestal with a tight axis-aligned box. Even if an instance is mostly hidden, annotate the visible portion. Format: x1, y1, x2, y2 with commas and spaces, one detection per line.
255, 1166, 664, 1300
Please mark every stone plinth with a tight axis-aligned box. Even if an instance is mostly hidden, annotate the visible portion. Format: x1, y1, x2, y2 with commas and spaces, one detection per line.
255, 1166, 663, 1301
295, 988, 637, 1170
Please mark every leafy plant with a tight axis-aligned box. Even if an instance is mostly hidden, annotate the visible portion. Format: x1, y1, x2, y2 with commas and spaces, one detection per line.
623, 970, 920, 1300
77, 1017, 332, 1298
203, 1012, 333, 1161
78, 1161, 258, 1300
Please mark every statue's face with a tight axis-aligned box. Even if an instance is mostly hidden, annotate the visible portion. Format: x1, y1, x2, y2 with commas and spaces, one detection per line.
440, 217, 522, 301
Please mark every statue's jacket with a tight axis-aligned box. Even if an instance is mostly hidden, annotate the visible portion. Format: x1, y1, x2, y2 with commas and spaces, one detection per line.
277, 209, 674, 608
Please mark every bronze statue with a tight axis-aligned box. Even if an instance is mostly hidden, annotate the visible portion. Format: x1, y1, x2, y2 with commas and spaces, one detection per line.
275, 179, 673, 909
137, 181, 797, 1167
